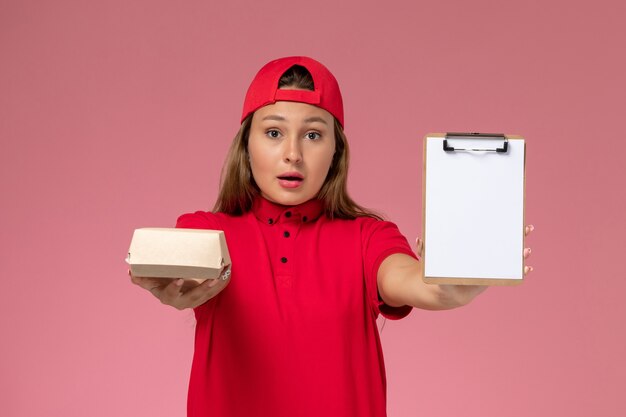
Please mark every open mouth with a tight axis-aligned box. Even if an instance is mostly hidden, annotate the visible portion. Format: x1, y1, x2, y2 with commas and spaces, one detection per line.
277, 172, 304, 181
277, 173, 304, 188
277, 175, 303, 182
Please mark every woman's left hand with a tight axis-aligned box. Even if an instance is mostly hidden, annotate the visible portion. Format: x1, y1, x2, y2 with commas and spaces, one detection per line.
523, 224, 534, 275
412, 224, 535, 308
416, 224, 535, 275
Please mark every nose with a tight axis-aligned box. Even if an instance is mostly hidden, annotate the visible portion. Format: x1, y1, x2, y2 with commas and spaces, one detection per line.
283, 136, 302, 164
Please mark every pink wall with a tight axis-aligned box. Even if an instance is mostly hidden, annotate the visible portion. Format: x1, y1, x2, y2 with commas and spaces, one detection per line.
1, 0, 624, 416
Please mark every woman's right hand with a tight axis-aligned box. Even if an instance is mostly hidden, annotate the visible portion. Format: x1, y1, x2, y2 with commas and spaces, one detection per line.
129, 271, 230, 310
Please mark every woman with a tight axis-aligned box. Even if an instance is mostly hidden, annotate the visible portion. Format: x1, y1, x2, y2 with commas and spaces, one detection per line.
131, 56, 534, 417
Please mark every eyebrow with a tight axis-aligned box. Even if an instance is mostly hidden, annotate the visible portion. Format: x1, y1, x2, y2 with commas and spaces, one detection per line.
303, 116, 328, 125
261, 115, 329, 125
262, 115, 286, 122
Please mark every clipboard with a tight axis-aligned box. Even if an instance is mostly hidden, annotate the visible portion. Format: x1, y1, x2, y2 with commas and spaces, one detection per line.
422, 132, 526, 285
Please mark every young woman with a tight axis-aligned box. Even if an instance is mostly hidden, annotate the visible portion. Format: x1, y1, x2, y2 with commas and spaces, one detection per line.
131, 56, 534, 417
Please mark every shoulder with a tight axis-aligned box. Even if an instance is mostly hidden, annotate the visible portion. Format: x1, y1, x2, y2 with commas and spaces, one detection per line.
351, 216, 415, 258
353, 216, 404, 238
319, 215, 406, 244
176, 210, 240, 230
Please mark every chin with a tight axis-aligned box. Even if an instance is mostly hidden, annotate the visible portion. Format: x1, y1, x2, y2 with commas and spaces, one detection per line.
263, 191, 313, 206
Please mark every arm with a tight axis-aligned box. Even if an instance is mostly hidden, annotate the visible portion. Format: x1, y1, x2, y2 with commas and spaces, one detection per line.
377, 226, 534, 311
377, 253, 486, 310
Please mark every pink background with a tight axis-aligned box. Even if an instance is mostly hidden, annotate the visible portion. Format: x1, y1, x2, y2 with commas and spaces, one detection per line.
1, 0, 625, 416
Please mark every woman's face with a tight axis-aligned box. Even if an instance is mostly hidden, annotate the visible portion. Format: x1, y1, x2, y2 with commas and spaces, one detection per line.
248, 100, 336, 206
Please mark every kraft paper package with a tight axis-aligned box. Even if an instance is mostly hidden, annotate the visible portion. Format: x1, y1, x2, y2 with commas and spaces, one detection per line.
127, 228, 231, 290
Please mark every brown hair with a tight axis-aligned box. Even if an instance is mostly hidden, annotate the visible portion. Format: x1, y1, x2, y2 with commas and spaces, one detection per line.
213, 65, 381, 220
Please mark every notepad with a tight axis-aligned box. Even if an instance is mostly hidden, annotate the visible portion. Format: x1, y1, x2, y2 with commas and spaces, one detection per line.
422, 133, 526, 285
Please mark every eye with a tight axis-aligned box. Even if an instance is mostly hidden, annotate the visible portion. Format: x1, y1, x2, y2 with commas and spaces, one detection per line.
266, 129, 281, 139
305, 132, 321, 140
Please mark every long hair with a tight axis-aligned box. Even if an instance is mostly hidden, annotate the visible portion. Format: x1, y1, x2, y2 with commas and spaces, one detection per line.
213, 65, 381, 220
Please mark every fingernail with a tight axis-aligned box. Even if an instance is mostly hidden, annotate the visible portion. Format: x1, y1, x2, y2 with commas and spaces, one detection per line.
530, 225, 535, 231
175, 279, 184, 287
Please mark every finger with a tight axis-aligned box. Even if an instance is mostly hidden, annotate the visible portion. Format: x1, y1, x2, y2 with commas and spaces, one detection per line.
160, 278, 184, 303
129, 269, 138, 283
524, 265, 534, 275
207, 278, 221, 288
130, 274, 149, 287
130, 273, 140, 284
524, 248, 531, 258
176, 279, 222, 308
129, 271, 154, 286
131, 275, 162, 291
525, 224, 535, 236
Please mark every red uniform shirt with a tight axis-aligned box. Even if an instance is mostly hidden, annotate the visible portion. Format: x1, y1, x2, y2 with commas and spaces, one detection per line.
176, 197, 416, 417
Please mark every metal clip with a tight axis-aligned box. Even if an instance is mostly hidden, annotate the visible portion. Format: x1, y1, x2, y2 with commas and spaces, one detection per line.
443, 132, 508, 153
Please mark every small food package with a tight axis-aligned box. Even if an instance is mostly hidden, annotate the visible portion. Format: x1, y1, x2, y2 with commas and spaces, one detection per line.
127, 228, 231, 291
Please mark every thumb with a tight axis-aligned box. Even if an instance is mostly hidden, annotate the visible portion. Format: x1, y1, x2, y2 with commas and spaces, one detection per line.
415, 237, 424, 258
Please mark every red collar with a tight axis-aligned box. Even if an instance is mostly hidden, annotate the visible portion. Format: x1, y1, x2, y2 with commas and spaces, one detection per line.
252, 197, 324, 225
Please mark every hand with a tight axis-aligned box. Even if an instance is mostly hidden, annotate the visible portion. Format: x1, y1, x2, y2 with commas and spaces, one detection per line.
413, 223, 535, 308
523, 224, 534, 275
129, 270, 230, 310
416, 224, 535, 275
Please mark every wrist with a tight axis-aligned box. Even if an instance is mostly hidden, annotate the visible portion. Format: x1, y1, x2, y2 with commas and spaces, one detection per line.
436, 285, 485, 309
